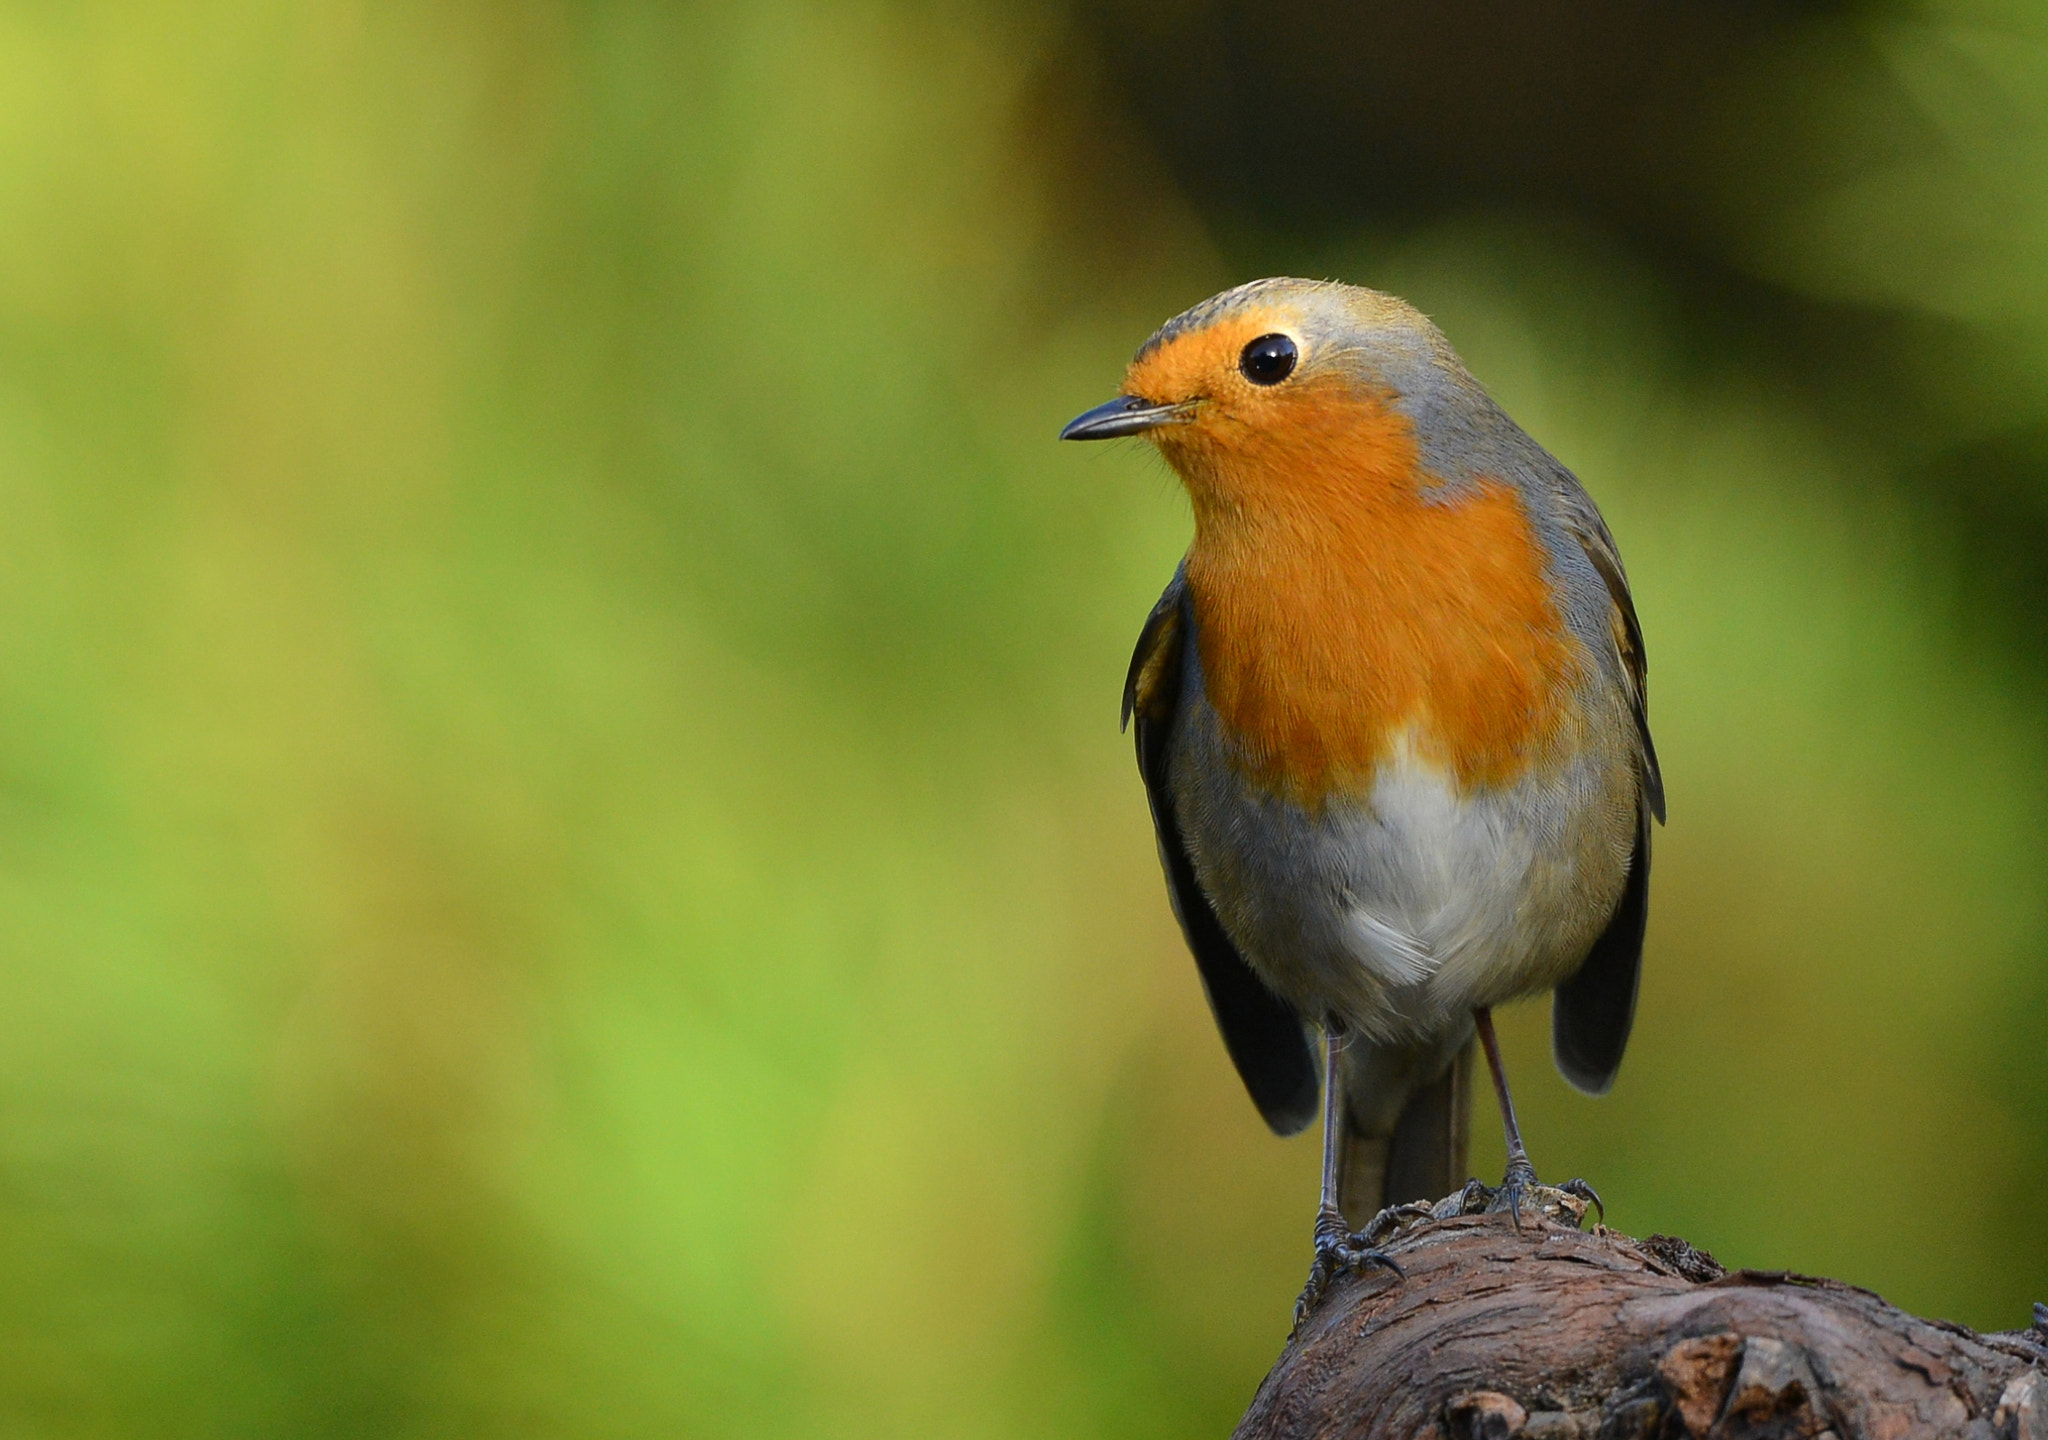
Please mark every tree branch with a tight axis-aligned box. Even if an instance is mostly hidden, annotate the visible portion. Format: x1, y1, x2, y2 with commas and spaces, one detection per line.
1234, 1208, 2048, 1440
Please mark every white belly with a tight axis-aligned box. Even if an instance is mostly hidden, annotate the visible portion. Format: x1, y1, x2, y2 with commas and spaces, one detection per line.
1170, 697, 1634, 1045
1336, 734, 1540, 986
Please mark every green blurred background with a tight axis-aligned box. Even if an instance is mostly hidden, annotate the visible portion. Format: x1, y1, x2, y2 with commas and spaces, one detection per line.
0, 0, 2044, 1434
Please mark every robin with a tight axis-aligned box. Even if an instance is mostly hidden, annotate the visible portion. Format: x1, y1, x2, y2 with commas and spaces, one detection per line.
1061, 279, 1662, 1314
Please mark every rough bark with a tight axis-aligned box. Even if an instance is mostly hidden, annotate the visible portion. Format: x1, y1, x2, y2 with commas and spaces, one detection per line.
1233, 1207, 2048, 1440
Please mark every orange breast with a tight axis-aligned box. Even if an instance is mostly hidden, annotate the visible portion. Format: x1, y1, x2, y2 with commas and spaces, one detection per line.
1161, 380, 1581, 809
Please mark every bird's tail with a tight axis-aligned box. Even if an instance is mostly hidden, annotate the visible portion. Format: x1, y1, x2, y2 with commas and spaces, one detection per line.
1335, 1031, 1475, 1229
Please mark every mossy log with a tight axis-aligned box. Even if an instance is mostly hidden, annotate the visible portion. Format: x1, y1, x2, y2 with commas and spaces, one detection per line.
1234, 1205, 2048, 1440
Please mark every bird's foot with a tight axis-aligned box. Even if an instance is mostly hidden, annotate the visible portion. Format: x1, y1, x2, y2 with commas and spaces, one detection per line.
1494, 1157, 1539, 1229
1444, 1166, 1600, 1231
1292, 1204, 1404, 1333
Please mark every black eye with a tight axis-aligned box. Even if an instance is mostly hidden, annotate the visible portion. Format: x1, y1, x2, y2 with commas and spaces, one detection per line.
1239, 333, 1298, 385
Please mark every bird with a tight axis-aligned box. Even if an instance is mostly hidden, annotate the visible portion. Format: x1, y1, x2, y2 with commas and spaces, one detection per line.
1060, 278, 1662, 1313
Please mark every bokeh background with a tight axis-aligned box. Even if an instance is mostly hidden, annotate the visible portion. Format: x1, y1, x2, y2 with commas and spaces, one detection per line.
0, 0, 2045, 1434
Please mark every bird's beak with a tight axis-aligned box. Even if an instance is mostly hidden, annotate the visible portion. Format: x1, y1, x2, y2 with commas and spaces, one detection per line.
1058, 395, 1197, 441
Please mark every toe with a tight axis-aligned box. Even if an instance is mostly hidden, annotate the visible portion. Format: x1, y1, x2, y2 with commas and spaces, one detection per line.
1562, 1178, 1606, 1224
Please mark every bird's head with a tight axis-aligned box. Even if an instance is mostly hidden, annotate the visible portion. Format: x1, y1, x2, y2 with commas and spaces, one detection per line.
1062, 279, 1467, 523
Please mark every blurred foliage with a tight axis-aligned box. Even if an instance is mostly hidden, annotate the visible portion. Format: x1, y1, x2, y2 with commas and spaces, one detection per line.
0, 0, 2042, 1436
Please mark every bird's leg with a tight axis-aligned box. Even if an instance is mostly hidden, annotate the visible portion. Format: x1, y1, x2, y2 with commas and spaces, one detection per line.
1293, 1020, 1402, 1330
1474, 1006, 1535, 1224
1473, 1006, 1603, 1230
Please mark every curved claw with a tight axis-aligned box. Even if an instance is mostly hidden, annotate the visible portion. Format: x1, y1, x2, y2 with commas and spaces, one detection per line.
1443, 1178, 1492, 1218
1562, 1177, 1606, 1227
1328, 1238, 1404, 1280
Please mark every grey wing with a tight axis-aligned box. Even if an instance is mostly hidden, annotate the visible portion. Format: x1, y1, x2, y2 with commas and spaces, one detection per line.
1124, 569, 1320, 1136
1551, 479, 1661, 1093
1557, 482, 1664, 821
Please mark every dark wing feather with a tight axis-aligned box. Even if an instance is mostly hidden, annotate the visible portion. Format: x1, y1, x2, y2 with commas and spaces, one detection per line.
1553, 809, 1650, 1093
1551, 480, 1662, 1092
1125, 571, 1319, 1136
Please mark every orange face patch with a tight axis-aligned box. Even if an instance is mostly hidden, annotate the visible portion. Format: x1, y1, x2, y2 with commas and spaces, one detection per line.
1136, 333, 1582, 807
1124, 310, 1294, 414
